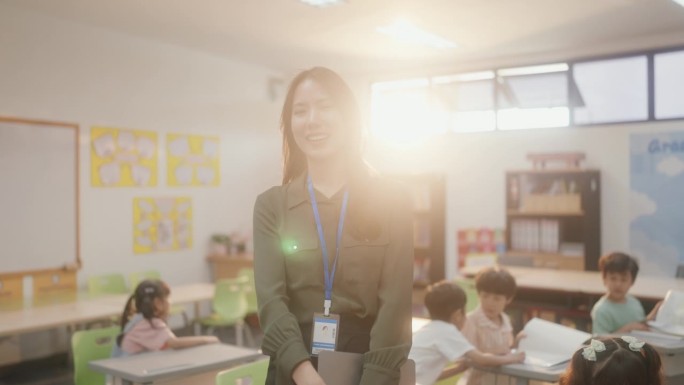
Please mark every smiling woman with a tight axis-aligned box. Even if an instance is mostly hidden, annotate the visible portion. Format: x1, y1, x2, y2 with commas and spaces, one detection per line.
253, 67, 414, 385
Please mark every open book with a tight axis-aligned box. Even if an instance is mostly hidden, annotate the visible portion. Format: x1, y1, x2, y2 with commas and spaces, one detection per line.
518, 318, 591, 367
648, 289, 684, 336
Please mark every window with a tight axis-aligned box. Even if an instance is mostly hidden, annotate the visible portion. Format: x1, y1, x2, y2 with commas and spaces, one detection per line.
655, 50, 684, 119
432, 71, 496, 132
573, 56, 648, 124
496, 64, 570, 130
371, 79, 445, 144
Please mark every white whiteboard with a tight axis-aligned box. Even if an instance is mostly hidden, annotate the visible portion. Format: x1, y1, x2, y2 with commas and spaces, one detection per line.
0, 118, 79, 274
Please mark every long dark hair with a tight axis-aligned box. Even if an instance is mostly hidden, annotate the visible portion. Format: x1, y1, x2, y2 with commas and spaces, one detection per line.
280, 66, 364, 185
116, 279, 171, 346
559, 336, 663, 385
280, 67, 382, 241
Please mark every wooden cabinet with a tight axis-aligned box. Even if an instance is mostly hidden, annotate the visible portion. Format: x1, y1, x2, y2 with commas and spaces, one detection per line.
505, 169, 601, 271
394, 174, 446, 285
206, 253, 253, 281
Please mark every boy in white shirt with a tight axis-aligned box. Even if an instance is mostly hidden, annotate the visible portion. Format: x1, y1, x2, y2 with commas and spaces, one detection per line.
409, 281, 525, 385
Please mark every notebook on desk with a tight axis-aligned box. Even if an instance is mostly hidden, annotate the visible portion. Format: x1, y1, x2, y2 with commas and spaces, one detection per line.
518, 317, 591, 368
318, 351, 415, 385
648, 289, 684, 337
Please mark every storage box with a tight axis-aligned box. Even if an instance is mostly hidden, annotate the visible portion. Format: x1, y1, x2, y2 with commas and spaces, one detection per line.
521, 193, 581, 212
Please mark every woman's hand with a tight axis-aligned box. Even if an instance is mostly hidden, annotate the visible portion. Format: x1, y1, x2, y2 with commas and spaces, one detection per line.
292, 360, 327, 385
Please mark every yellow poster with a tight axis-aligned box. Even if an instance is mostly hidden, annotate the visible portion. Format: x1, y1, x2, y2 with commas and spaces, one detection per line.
91, 127, 158, 187
167, 133, 220, 186
133, 197, 192, 254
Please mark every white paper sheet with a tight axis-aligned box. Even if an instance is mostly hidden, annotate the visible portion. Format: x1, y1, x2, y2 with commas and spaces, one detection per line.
518, 318, 591, 367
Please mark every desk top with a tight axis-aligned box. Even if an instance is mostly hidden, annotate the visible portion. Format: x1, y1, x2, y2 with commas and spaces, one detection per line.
475, 361, 567, 383
460, 266, 684, 300
89, 343, 265, 383
0, 282, 215, 337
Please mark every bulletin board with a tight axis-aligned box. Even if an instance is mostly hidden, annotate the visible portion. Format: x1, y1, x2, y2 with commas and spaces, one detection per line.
0, 117, 81, 276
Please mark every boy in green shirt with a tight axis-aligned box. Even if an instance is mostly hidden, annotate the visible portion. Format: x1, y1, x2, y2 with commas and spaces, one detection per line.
590, 252, 660, 334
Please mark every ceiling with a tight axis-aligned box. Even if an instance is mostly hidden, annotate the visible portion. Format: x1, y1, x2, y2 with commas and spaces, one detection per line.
3, 0, 684, 75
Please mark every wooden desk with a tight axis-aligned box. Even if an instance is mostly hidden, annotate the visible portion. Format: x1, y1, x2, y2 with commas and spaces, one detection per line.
461, 266, 684, 300
460, 266, 684, 332
629, 331, 684, 378
0, 283, 215, 338
89, 343, 265, 385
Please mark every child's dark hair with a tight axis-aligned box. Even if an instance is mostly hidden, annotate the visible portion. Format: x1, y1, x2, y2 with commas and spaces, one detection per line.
424, 280, 466, 322
116, 279, 170, 346
475, 266, 517, 298
598, 252, 639, 280
560, 336, 663, 385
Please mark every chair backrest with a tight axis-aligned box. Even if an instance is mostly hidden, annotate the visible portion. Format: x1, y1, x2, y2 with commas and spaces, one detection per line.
216, 358, 269, 385
454, 278, 479, 313
129, 270, 162, 290
71, 326, 120, 385
87, 273, 127, 296
237, 268, 258, 314
213, 277, 249, 319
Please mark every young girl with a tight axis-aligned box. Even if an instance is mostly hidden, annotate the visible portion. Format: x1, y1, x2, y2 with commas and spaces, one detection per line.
112, 279, 218, 357
559, 336, 663, 385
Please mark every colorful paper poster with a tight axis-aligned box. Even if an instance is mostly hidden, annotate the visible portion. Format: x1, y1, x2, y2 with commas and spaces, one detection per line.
167, 133, 220, 186
630, 131, 684, 277
91, 127, 157, 187
133, 197, 192, 254
457, 228, 505, 268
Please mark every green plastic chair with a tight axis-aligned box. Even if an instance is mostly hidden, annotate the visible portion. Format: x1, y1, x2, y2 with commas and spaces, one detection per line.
454, 278, 479, 313
128, 270, 161, 288
71, 326, 120, 385
87, 273, 128, 296
199, 276, 252, 346
216, 358, 269, 385
237, 268, 258, 315
128, 270, 189, 326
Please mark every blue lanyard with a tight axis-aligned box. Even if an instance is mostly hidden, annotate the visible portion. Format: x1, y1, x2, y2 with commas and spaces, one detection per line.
307, 175, 349, 316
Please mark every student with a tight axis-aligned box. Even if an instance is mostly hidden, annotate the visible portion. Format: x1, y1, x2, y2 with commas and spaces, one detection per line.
253, 67, 413, 385
461, 266, 524, 385
591, 252, 660, 335
112, 279, 218, 358
559, 336, 663, 385
409, 281, 525, 385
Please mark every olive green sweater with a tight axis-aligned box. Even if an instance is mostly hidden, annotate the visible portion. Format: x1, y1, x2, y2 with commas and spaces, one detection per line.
253, 173, 413, 385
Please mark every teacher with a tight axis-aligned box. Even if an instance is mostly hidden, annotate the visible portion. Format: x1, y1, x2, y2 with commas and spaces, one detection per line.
253, 67, 414, 385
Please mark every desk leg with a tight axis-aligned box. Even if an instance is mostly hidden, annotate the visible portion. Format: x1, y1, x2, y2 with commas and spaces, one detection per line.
193, 301, 201, 336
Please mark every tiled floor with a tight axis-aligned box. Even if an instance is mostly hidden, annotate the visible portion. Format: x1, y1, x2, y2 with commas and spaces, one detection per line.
0, 323, 263, 385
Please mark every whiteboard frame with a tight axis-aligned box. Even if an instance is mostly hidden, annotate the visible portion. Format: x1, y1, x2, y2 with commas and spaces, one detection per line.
0, 116, 80, 277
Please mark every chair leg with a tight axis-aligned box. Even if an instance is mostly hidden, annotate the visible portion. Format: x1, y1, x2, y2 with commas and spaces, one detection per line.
244, 323, 255, 348
236, 323, 244, 347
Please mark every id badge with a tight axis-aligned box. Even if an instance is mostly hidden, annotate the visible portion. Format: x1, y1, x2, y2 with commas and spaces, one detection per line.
311, 312, 340, 356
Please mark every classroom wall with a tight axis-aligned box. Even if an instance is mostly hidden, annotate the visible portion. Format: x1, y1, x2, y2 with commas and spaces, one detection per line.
0, 3, 283, 288
360, 110, 684, 280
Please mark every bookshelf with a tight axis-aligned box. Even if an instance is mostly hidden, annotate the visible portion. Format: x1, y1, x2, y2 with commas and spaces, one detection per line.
394, 174, 446, 286
505, 168, 601, 271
